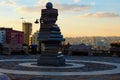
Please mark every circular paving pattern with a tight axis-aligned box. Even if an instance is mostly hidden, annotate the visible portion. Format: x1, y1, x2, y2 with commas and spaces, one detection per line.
19, 62, 85, 69
0, 59, 120, 76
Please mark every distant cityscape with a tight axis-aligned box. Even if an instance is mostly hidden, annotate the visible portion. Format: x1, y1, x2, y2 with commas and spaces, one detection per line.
0, 22, 120, 55
1, 26, 120, 46
32, 31, 120, 50
65, 36, 120, 47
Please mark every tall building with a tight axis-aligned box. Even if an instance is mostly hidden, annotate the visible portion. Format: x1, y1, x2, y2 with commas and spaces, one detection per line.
22, 22, 32, 45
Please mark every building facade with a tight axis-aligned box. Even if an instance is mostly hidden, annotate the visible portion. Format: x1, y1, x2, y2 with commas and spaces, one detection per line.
22, 22, 32, 45
31, 31, 39, 51
0, 30, 6, 43
32, 31, 39, 45
0, 28, 12, 43
11, 30, 24, 44
0, 28, 24, 44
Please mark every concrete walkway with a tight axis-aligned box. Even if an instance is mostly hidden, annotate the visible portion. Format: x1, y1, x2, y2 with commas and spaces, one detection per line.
0, 59, 120, 76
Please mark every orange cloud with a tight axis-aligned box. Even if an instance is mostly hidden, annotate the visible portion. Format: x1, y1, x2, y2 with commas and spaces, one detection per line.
78, 12, 119, 18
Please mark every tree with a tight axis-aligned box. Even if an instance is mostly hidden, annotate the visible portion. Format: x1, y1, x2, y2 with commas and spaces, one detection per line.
110, 42, 120, 47
110, 42, 120, 57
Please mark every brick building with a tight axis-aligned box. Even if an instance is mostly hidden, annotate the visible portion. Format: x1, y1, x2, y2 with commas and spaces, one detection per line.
0, 28, 24, 44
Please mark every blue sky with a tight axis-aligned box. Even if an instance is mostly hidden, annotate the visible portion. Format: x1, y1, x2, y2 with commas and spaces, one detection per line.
0, 0, 120, 37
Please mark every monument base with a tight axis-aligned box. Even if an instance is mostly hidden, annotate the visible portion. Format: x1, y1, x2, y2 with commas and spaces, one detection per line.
37, 53, 65, 66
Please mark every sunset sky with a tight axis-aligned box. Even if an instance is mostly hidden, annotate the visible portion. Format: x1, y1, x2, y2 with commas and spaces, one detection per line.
0, 0, 120, 37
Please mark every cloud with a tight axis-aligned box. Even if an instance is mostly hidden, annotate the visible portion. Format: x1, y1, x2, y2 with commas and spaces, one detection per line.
0, 0, 17, 7
55, 4, 90, 12
16, 5, 42, 14
16, 3, 91, 14
38, 0, 51, 6
0, 0, 91, 14
90, 2, 96, 6
74, 0, 81, 3
78, 12, 119, 18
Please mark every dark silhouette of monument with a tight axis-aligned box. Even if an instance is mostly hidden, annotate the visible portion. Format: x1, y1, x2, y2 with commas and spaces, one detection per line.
36, 2, 65, 66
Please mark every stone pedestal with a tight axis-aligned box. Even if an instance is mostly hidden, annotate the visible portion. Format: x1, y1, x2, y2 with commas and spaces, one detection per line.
37, 53, 65, 66
38, 38, 65, 66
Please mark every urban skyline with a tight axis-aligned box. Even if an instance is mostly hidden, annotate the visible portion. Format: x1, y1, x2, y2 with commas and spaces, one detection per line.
0, 0, 120, 37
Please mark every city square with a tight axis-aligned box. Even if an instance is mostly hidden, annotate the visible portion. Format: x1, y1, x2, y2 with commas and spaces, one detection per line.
0, 55, 120, 80
0, 0, 120, 80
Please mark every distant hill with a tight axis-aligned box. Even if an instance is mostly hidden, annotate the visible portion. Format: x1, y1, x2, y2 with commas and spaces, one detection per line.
65, 36, 120, 45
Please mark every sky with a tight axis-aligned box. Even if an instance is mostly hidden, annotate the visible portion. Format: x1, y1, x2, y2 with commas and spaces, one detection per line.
0, 0, 120, 37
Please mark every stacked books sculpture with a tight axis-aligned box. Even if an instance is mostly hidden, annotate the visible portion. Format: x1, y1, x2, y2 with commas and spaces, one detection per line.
37, 2, 65, 66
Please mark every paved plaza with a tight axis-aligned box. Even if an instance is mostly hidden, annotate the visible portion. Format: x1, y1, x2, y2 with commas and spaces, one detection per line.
0, 55, 120, 80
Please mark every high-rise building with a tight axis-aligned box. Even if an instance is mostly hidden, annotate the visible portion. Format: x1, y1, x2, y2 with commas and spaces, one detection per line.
22, 22, 32, 45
